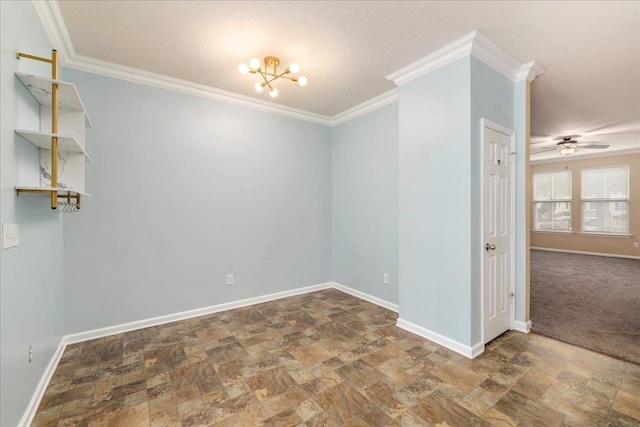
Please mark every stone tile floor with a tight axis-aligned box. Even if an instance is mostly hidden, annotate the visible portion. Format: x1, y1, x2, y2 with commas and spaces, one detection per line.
32, 289, 640, 426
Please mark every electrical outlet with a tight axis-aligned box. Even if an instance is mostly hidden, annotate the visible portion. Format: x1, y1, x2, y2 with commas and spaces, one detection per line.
383, 273, 389, 285
2, 224, 19, 249
634, 242, 639, 248
226, 274, 234, 286
28, 345, 33, 363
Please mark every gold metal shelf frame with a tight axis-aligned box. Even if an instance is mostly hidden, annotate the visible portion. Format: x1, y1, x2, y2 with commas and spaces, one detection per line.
15, 49, 81, 210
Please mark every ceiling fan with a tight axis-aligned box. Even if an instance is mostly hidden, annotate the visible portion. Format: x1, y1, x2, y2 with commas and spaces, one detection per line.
531, 135, 610, 156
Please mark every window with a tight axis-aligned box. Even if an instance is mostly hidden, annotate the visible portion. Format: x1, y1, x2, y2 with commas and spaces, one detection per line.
581, 166, 629, 234
533, 171, 572, 231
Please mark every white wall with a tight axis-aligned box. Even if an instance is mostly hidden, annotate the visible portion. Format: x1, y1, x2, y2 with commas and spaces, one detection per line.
62, 69, 333, 333
0, 2, 65, 426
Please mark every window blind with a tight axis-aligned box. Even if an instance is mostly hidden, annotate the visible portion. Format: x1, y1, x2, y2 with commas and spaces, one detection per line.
533, 171, 572, 231
581, 166, 629, 234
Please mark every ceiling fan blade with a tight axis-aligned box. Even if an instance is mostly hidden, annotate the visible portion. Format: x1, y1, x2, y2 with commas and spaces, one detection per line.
531, 148, 558, 155
553, 135, 581, 141
530, 140, 552, 145
578, 144, 609, 149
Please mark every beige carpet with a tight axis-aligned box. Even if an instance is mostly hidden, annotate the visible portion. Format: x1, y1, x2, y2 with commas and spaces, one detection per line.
530, 249, 640, 364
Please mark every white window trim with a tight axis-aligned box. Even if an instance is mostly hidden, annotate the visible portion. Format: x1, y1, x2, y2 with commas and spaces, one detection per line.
532, 170, 573, 232
530, 230, 575, 235
577, 232, 633, 238
580, 165, 630, 235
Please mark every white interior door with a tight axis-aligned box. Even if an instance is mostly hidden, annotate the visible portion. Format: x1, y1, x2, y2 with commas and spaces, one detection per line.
483, 121, 514, 344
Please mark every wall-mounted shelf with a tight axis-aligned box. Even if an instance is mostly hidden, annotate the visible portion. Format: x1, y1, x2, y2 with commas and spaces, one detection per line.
15, 130, 92, 162
14, 50, 92, 212
16, 72, 92, 127
15, 186, 92, 197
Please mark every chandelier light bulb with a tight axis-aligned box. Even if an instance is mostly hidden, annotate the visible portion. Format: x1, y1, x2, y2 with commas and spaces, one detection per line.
249, 58, 261, 69
238, 63, 249, 74
270, 88, 278, 98
297, 76, 307, 86
255, 82, 264, 92
289, 63, 299, 73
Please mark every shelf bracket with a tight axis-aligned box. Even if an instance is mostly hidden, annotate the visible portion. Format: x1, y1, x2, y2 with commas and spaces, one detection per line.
17, 52, 53, 64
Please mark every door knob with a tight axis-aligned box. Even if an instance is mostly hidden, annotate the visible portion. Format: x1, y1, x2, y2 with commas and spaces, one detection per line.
485, 243, 496, 251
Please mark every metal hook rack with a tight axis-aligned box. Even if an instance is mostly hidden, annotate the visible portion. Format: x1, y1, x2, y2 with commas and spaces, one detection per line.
54, 192, 81, 213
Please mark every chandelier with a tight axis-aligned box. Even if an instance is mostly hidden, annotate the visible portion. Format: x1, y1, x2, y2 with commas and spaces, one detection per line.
239, 56, 307, 98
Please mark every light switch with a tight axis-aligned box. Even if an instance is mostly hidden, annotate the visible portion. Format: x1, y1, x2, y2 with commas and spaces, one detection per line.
2, 224, 19, 249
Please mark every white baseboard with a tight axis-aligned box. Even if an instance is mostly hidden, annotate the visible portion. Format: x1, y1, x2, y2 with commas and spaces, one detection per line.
513, 320, 532, 333
531, 247, 640, 260
18, 337, 68, 427
19, 281, 398, 425
396, 318, 482, 359
331, 282, 399, 312
470, 341, 485, 358
65, 282, 334, 344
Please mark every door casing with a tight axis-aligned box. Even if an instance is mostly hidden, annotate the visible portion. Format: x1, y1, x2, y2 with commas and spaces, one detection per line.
480, 119, 516, 345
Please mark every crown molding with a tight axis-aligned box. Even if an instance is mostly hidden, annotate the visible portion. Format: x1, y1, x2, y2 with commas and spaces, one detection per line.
385, 31, 477, 85
516, 60, 546, 82
32, 2, 541, 128
66, 53, 333, 126
31, 1, 333, 126
33, 0, 399, 127
330, 89, 399, 126
386, 30, 545, 86
470, 30, 524, 81
32, 0, 74, 66
530, 147, 640, 165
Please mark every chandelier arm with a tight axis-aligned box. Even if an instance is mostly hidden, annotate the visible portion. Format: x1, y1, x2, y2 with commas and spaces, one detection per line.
265, 75, 297, 83
263, 70, 294, 83
259, 71, 273, 90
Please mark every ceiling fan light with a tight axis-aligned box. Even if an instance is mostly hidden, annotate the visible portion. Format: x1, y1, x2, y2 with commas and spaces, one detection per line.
238, 63, 250, 74
249, 58, 261, 69
560, 146, 577, 155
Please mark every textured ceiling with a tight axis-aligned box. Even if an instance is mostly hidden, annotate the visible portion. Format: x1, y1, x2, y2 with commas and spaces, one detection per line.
58, 1, 639, 155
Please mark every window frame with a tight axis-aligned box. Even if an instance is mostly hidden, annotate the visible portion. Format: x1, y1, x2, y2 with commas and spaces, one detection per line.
580, 165, 630, 236
532, 170, 573, 232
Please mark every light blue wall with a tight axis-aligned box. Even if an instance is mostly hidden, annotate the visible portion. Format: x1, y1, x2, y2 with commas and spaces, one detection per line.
62, 69, 333, 333
398, 56, 519, 348
0, 2, 65, 426
469, 57, 515, 345
513, 80, 529, 324
332, 103, 399, 304
398, 57, 473, 346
